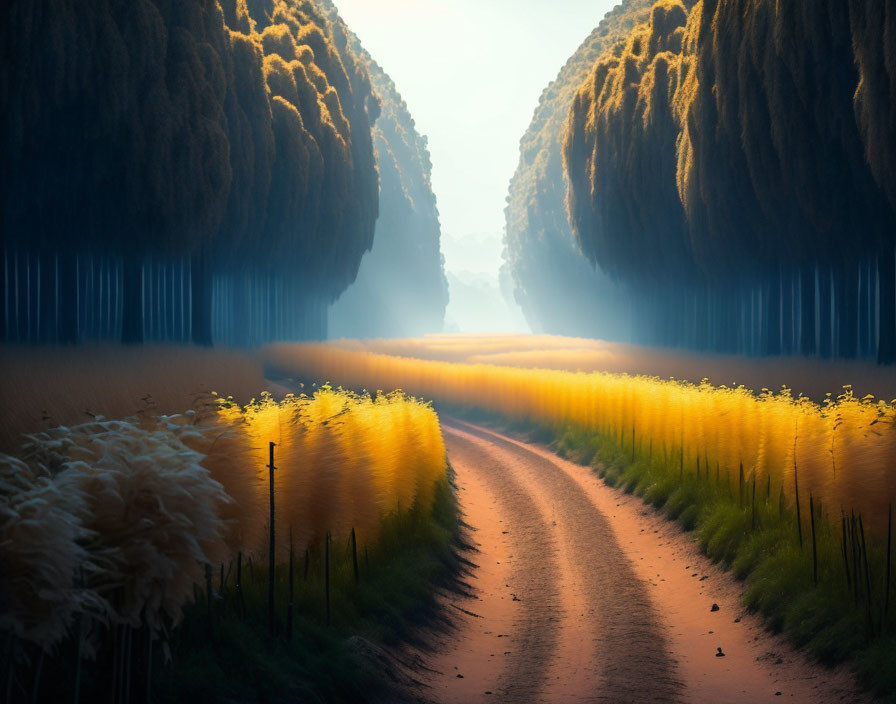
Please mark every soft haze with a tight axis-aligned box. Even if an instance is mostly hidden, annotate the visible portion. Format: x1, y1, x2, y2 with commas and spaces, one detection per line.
334, 0, 617, 272
440, 232, 529, 332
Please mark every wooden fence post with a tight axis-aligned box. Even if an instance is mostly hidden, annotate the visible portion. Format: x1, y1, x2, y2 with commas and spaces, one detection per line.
268, 441, 277, 636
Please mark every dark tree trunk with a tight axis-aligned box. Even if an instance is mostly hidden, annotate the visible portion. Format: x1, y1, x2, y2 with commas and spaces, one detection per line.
13, 251, 22, 341
38, 253, 54, 342
234, 274, 249, 347
57, 253, 79, 343
716, 290, 728, 353
191, 254, 213, 346
781, 269, 794, 355
700, 284, 711, 352
0, 250, 6, 342
664, 287, 676, 348
861, 260, 873, 357
725, 291, 738, 353
765, 272, 781, 356
858, 262, 869, 357
121, 254, 144, 344
878, 249, 895, 364
799, 263, 816, 356
818, 263, 832, 358
27, 253, 36, 341
836, 262, 859, 359
314, 297, 326, 341
750, 284, 758, 354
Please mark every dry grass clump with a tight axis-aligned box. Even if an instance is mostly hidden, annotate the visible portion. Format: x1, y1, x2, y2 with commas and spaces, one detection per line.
2, 419, 232, 654
0, 456, 99, 653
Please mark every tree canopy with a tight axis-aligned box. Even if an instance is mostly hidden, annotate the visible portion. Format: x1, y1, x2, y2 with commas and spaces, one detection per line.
503, 0, 656, 338
326, 11, 448, 339
1, 0, 380, 343
561, 0, 896, 360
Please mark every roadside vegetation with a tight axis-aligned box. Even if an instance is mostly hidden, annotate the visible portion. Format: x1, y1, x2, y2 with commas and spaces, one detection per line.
1, 386, 460, 703
268, 341, 896, 698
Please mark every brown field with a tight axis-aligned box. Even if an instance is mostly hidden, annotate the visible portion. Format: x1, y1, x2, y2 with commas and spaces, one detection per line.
0, 344, 265, 453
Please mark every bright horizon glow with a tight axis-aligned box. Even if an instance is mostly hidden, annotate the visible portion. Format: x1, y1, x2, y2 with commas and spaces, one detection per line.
333, 0, 617, 274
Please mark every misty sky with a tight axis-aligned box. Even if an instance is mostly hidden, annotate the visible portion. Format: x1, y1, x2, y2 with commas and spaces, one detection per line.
335, 0, 616, 272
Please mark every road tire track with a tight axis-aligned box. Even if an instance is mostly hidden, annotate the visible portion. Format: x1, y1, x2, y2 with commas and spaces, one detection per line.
418, 419, 868, 704
422, 420, 682, 702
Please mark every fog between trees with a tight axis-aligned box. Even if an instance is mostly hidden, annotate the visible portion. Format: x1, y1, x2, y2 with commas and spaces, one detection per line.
324, 2, 448, 339
504, 0, 659, 342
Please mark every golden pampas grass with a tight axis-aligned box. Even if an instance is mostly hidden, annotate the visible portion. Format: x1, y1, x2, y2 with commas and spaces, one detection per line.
212, 387, 447, 557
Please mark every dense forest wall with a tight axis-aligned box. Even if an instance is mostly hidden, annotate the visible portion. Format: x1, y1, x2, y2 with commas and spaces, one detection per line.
563, 0, 896, 362
326, 23, 448, 339
0, 0, 379, 346
503, 0, 661, 340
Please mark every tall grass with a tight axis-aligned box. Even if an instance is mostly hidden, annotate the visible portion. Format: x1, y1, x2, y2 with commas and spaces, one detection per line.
265, 342, 896, 532
264, 341, 896, 694
0, 385, 448, 701
328, 334, 896, 402
542, 419, 895, 695
209, 386, 447, 558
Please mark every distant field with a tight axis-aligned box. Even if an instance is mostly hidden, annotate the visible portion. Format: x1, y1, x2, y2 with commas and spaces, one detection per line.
331, 334, 896, 402
5, 336, 895, 454
0, 344, 265, 452
265, 339, 896, 532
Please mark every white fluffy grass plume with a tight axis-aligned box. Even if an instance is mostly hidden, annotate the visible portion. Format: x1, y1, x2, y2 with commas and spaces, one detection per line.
0, 455, 103, 652
1, 418, 231, 652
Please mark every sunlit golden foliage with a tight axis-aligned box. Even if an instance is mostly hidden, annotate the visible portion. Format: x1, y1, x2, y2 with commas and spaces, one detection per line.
672, 0, 895, 275
558, 0, 896, 359
565, 0, 692, 283
210, 387, 446, 557
565, 0, 896, 281
267, 342, 896, 533
219, 0, 379, 299
326, 334, 896, 402
849, 0, 896, 215
0, 385, 445, 652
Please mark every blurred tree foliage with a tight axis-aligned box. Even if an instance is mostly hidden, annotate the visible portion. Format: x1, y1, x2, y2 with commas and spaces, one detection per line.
324, 5, 448, 339
504, 0, 660, 340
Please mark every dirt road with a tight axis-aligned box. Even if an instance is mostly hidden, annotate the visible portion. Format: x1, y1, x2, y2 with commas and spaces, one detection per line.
420, 419, 866, 703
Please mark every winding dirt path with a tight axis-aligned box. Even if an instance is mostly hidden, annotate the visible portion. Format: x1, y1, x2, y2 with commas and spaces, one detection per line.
419, 419, 867, 704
